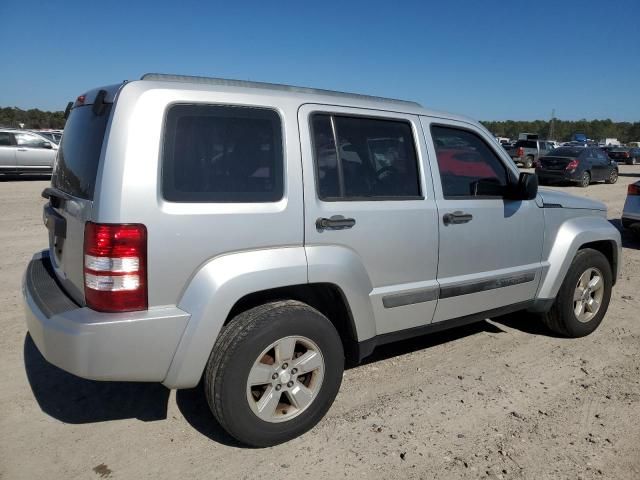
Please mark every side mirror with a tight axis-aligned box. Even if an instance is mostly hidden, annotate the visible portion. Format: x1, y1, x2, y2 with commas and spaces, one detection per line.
42, 142, 53, 149
508, 172, 538, 200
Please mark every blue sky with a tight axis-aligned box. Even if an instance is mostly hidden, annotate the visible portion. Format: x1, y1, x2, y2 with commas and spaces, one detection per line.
1, 0, 638, 121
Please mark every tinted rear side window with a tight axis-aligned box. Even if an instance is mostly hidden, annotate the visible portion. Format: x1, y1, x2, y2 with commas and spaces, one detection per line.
0, 132, 15, 146
162, 104, 283, 203
52, 105, 112, 199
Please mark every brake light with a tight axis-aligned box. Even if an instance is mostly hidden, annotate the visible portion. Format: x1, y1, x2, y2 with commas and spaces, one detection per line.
628, 183, 640, 196
84, 222, 147, 312
566, 159, 579, 171
623, 152, 630, 158
516, 147, 525, 157
76, 95, 85, 105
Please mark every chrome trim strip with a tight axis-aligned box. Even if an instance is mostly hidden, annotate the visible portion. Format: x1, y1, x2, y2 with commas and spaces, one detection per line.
382, 288, 439, 309
439, 272, 536, 299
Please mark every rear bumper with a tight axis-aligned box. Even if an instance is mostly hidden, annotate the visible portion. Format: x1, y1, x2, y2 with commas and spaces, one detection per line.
536, 169, 582, 183
22, 251, 190, 382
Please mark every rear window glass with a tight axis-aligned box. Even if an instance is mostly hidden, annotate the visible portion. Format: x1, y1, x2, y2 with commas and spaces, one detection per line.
162, 104, 283, 203
515, 140, 537, 148
52, 105, 112, 199
548, 147, 583, 157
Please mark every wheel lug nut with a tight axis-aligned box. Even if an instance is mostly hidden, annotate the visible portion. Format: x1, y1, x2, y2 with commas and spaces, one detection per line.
272, 373, 278, 380
291, 368, 298, 374
282, 363, 288, 369
287, 381, 294, 388
275, 384, 282, 391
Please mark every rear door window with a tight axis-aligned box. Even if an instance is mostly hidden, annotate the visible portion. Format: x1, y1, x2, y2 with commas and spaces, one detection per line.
162, 104, 284, 203
52, 104, 112, 199
310, 113, 421, 200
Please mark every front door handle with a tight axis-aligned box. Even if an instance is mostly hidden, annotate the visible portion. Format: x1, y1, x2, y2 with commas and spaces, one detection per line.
443, 211, 473, 225
316, 215, 356, 231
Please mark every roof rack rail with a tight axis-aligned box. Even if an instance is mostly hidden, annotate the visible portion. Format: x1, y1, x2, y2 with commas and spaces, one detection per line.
140, 73, 421, 108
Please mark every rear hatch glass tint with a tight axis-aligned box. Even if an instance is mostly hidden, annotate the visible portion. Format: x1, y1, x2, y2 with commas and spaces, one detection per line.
52, 104, 112, 200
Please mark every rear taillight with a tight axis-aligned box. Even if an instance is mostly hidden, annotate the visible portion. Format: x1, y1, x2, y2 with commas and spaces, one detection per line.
566, 159, 579, 171
516, 147, 524, 157
623, 152, 630, 158
628, 183, 640, 196
84, 222, 147, 312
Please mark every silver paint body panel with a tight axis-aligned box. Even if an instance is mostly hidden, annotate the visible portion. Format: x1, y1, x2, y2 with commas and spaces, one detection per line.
22, 76, 621, 388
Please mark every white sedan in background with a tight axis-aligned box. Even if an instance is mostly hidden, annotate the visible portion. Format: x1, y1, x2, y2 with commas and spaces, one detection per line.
0, 129, 58, 175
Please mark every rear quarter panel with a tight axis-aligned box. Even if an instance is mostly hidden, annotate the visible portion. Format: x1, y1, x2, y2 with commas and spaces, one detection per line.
91, 82, 305, 307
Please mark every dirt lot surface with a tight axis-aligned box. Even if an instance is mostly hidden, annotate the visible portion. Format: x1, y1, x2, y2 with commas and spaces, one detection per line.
1, 168, 639, 480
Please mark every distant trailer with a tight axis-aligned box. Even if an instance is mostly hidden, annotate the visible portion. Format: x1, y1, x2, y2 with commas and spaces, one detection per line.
518, 133, 539, 140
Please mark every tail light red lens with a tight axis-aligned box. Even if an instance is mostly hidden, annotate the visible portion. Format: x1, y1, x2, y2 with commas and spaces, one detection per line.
623, 152, 630, 158
566, 159, 579, 170
516, 147, 525, 157
84, 222, 147, 312
628, 183, 640, 196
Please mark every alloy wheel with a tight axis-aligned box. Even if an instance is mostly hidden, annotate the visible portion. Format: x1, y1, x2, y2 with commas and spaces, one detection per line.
573, 267, 605, 323
246, 336, 325, 423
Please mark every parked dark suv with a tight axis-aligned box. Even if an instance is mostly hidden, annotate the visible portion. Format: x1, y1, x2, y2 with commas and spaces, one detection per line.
535, 147, 619, 187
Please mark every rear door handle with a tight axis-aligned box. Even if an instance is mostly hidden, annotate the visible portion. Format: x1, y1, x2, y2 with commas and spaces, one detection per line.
443, 211, 473, 225
17, 148, 28, 152
316, 215, 356, 231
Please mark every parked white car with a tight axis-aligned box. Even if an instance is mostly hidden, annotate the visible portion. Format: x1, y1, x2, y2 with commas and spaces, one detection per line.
0, 129, 57, 175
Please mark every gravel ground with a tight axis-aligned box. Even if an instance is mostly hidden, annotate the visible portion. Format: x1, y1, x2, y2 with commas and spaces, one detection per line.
0, 168, 639, 480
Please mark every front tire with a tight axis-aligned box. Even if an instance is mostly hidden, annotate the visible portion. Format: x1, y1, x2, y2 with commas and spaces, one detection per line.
542, 249, 612, 337
204, 300, 344, 447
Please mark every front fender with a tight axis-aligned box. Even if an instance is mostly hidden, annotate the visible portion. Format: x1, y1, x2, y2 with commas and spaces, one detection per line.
537, 215, 621, 300
162, 247, 307, 389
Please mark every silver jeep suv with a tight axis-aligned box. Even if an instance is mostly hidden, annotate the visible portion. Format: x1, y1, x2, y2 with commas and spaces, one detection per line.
23, 74, 621, 446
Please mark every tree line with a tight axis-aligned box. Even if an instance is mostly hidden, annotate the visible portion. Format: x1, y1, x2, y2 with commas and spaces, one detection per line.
481, 119, 640, 143
1, 106, 639, 143
0, 107, 66, 129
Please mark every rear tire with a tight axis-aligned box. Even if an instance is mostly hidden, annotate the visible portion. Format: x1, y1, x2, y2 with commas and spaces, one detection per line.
542, 249, 612, 337
605, 169, 618, 184
579, 171, 591, 188
204, 300, 344, 447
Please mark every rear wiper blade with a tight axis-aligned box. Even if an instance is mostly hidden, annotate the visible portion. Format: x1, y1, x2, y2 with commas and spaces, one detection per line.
42, 187, 73, 207
92, 89, 108, 116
